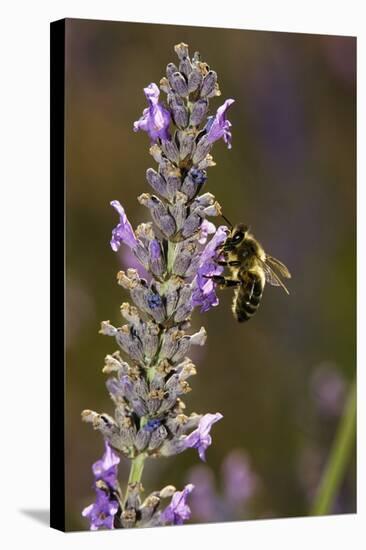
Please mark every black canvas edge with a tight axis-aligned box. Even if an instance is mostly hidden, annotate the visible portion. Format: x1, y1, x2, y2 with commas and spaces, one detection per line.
50, 18, 66, 532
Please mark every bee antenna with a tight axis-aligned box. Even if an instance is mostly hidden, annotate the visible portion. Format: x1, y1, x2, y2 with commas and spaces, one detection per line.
221, 214, 233, 229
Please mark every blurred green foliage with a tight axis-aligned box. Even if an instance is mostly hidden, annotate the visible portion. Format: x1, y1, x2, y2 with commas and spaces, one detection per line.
64, 19, 356, 530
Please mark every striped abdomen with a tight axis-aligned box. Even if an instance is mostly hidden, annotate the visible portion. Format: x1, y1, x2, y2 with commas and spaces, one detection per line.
232, 272, 264, 322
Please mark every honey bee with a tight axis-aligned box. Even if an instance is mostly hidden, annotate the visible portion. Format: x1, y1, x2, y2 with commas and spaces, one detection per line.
211, 221, 291, 322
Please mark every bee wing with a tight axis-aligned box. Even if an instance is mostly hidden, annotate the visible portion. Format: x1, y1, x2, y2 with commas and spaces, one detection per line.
262, 263, 281, 286
266, 255, 291, 279
259, 259, 290, 295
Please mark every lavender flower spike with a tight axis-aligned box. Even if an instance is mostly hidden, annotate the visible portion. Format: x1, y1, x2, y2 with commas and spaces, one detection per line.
133, 83, 171, 142
206, 99, 235, 149
183, 413, 223, 461
160, 484, 195, 525
110, 200, 138, 251
83, 42, 235, 529
82, 488, 119, 531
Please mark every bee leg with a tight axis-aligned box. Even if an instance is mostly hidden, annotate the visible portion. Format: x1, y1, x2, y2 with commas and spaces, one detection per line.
222, 243, 236, 252
217, 260, 241, 267
215, 243, 235, 252
204, 275, 242, 288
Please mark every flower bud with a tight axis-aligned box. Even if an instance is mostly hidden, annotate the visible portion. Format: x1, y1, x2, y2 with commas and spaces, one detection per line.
149, 425, 168, 450
179, 57, 192, 78
166, 62, 178, 80
188, 68, 203, 93
174, 42, 189, 60
190, 98, 208, 126
170, 72, 189, 97
200, 70, 218, 97
161, 139, 180, 164
146, 168, 168, 198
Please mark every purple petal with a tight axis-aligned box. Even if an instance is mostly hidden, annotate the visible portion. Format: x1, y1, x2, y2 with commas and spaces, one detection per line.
199, 412, 223, 437
198, 220, 216, 245
105, 377, 122, 398
183, 413, 223, 461
200, 225, 228, 265
160, 484, 194, 525
143, 82, 160, 105
133, 83, 171, 142
92, 440, 120, 489
82, 489, 119, 531
119, 244, 149, 279
110, 200, 138, 251
149, 239, 161, 261
191, 225, 229, 312
206, 99, 235, 149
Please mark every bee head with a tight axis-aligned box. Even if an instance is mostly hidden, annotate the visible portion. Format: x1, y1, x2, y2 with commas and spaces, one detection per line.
229, 223, 249, 244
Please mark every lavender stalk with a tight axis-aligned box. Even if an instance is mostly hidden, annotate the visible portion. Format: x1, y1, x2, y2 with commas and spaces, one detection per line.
81, 42, 235, 529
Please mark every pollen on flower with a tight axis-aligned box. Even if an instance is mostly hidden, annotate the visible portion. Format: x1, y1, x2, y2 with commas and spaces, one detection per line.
147, 293, 163, 309
144, 419, 162, 432
190, 168, 207, 185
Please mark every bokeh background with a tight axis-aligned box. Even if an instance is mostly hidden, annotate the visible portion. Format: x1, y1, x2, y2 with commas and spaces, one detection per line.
64, 19, 356, 531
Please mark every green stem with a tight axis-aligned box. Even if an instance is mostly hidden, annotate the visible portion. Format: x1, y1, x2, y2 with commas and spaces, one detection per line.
124, 453, 146, 505
128, 453, 146, 484
311, 380, 356, 516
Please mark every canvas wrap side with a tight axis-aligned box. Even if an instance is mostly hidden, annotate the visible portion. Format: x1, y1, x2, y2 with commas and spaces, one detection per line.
50, 18, 66, 532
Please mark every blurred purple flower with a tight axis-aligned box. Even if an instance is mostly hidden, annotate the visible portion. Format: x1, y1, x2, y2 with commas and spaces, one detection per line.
222, 450, 258, 506
133, 83, 171, 142
205, 99, 235, 149
160, 484, 194, 525
110, 200, 138, 252
191, 225, 229, 312
187, 465, 219, 522
92, 440, 120, 490
310, 363, 346, 417
183, 413, 223, 461
187, 449, 260, 523
82, 488, 119, 531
